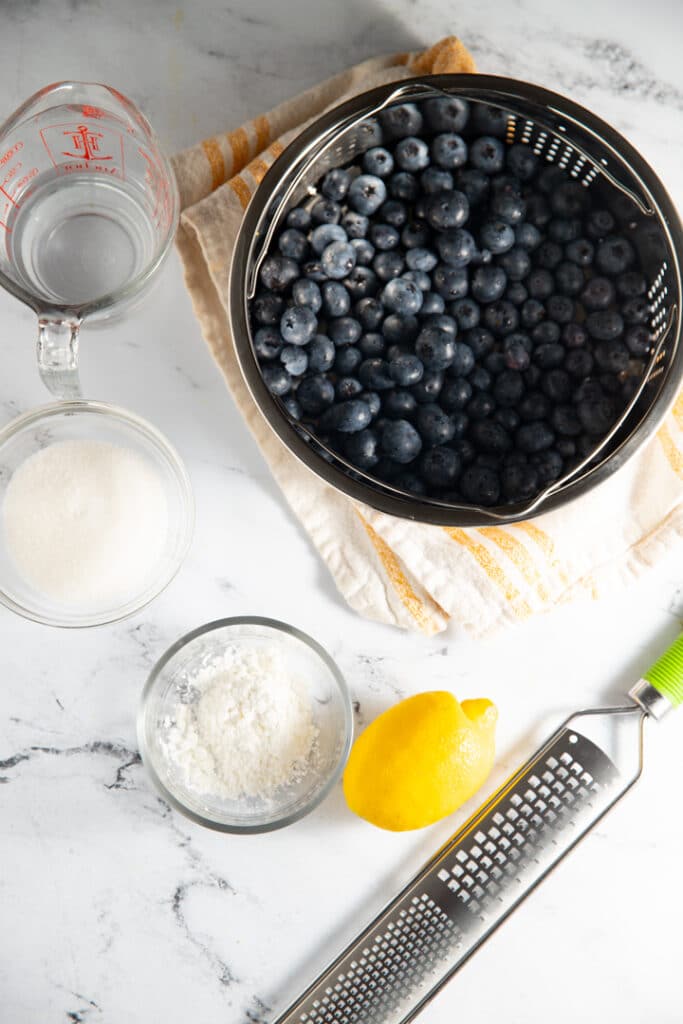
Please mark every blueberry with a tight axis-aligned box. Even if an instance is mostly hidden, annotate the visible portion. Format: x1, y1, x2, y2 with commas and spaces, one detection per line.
369, 222, 400, 251
417, 403, 456, 446
383, 313, 419, 345
469, 366, 492, 391
297, 374, 335, 413
301, 259, 327, 282
321, 281, 351, 317
577, 392, 616, 436
260, 255, 300, 292
470, 135, 505, 174
389, 352, 424, 386
328, 316, 362, 346
447, 341, 475, 377
515, 222, 542, 250
415, 325, 456, 370
546, 294, 575, 324
282, 395, 302, 420
480, 219, 515, 255
286, 207, 311, 231
595, 339, 630, 373
502, 461, 539, 501
429, 132, 467, 170
565, 238, 594, 267
485, 351, 506, 375
359, 358, 394, 390
586, 310, 624, 342
460, 464, 501, 505
355, 297, 384, 331
422, 313, 457, 336
321, 167, 351, 201
321, 240, 356, 280
621, 297, 651, 325
311, 223, 347, 255
519, 391, 551, 421
617, 271, 647, 298
533, 342, 565, 370
472, 265, 507, 303
382, 276, 424, 315
394, 471, 427, 494
599, 372, 623, 396
253, 291, 284, 325
420, 292, 446, 315
551, 181, 588, 218
254, 325, 282, 360
383, 388, 418, 419
280, 305, 317, 345
473, 105, 508, 138
494, 407, 520, 433
292, 279, 322, 313
556, 438, 577, 459
495, 368, 525, 405
456, 168, 490, 206
311, 197, 341, 224
278, 228, 309, 262
506, 282, 529, 306
262, 364, 292, 396
532, 321, 561, 346
548, 217, 582, 244
490, 189, 526, 225
525, 193, 551, 228
379, 200, 408, 228
441, 376, 473, 410
472, 418, 514, 455
358, 333, 385, 361
450, 298, 480, 330
464, 326, 495, 358
401, 221, 430, 249
425, 190, 469, 231
424, 96, 469, 133
379, 102, 423, 139
452, 438, 476, 465
335, 375, 363, 400
320, 400, 372, 433
596, 236, 635, 275
344, 428, 379, 469
586, 209, 616, 240
342, 211, 370, 239
395, 135, 430, 171
516, 421, 555, 453
432, 265, 469, 300
520, 299, 545, 328
541, 369, 572, 402
334, 346, 363, 375
467, 393, 496, 420
531, 448, 564, 484
625, 325, 651, 357
350, 238, 375, 267
348, 174, 387, 215
421, 166, 454, 195
345, 266, 380, 298
389, 171, 419, 202
483, 300, 518, 336
280, 345, 308, 376
419, 446, 461, 487
363, 146, 394, 177
554, 262, 584, 297
306, 334, 335, 372
411, 370, 445, 403
359, 391, 382, 417
552, 404, 582, 437
564, 348, 594, 378
506, 143, 538, 181
537, 241, 563, 270
437, 228, 476, 268
498, 246, 531, 281
373, 251, 404, 282
403, 269, 430, 292
380, 419, 422, 463
526, 269, 554, 300
580, 276, 615, 311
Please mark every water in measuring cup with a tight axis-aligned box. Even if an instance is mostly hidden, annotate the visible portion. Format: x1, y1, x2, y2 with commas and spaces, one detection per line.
8, 170, 157, 306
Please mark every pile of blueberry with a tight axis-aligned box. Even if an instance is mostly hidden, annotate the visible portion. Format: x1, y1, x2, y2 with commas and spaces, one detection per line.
249, 97, 653, 506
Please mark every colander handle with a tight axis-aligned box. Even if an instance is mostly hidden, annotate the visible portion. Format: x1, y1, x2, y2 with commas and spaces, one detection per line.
629, 634, 683, 719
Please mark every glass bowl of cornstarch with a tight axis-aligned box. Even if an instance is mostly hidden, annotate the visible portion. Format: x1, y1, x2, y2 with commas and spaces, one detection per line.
138, 617, 353, 832
0, 401, 194, 626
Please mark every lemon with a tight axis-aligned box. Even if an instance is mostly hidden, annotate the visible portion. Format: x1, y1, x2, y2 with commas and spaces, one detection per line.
343, 691, 498, 831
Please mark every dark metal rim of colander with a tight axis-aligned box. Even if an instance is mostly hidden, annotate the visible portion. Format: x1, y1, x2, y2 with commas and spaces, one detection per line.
229, 73, 683, 527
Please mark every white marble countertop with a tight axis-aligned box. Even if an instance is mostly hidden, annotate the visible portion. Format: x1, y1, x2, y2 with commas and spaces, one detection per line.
1, 1, 683, 1021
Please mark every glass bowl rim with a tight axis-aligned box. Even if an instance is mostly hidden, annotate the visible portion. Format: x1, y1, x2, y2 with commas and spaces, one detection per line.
137, 615, 354, 834
0, 398, 195, 628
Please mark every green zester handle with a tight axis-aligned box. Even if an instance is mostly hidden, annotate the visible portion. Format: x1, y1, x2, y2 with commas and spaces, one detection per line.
643, 633, 683, 709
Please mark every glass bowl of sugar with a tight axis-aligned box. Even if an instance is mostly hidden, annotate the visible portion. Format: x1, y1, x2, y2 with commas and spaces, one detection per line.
0, 401, 194, 626
138, 617, 353, 833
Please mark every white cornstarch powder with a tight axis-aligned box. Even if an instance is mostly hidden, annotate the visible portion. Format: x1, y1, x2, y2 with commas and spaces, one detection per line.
3, 439, 168, 605
162, 644, 319, 799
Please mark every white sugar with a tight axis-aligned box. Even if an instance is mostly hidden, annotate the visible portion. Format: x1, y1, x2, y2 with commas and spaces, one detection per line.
162, 644, 319, 800
3, 439, 168, 605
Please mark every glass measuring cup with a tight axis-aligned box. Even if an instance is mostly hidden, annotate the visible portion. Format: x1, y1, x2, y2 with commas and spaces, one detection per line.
0, 81, 179, 398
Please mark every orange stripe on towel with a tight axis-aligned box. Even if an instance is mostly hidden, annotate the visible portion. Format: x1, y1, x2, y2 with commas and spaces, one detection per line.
357, 512, 441, 633
658, 422, 683, 478
673, 389, 683, 431
444, 528, 532, 618
268, 140, 284, 160
253, 114, 270, 152
227, 127, 250, 174
478, 527, 551, 604
201, 137, 226, 190
249, 158, 271, 184
512, 521, 571, 588
229, 175, 251, 209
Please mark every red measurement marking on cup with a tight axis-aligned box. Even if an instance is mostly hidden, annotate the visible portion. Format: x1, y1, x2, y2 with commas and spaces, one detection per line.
62, 124, 113, 161
40, 122, 125, 177
81, 104, 105, 119
138, 146, 172, 230
0, 140, 23, 167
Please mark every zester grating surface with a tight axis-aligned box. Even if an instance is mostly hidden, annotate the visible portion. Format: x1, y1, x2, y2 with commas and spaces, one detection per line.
275, 729, 620, 1024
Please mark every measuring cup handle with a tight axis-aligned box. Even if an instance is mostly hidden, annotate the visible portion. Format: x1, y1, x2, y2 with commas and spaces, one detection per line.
37, 318, 82, 400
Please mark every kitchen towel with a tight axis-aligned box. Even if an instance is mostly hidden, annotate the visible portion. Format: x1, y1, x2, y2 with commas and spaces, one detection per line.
173, 36, 683, 637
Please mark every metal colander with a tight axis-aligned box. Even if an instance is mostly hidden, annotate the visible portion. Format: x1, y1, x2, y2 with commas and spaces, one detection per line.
230, 75, 683, 526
